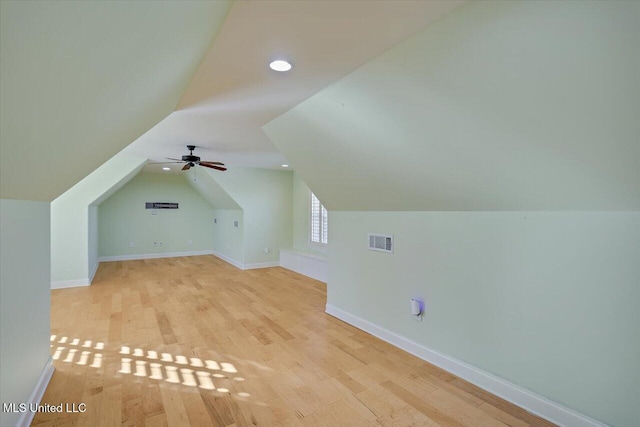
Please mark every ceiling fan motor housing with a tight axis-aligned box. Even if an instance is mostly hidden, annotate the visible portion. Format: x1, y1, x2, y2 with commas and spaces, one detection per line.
182, 145, 200, 162
182, 154, 200, 162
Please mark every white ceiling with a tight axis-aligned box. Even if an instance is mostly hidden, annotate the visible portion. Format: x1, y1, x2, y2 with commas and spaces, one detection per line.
123, 0, 464, 174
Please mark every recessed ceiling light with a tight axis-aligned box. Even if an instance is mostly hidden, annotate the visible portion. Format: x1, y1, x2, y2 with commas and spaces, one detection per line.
270, 60, 292, 72
162, 167, 170, 171
281, 164, 289, 168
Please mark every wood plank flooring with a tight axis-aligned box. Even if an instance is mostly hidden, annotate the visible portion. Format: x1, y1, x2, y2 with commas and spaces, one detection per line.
34, 256, 555, 426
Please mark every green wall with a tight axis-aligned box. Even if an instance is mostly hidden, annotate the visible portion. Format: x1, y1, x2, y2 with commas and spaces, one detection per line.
263, 1, 640, 425
51, 153, 146, 285
0, 200, 51, 427
329, 211, 640, 426
184, 170, 244, 265
1, 3, 231, 422
185, 169, 241, 210
212, 209, 244, 266
88, 205, 99, 280
203, 168, 293, 266
99, 173, 214, 257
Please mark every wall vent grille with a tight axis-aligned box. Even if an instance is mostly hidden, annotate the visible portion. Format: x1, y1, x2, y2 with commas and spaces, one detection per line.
145, 202, 178, 209
368, 234, 393, 254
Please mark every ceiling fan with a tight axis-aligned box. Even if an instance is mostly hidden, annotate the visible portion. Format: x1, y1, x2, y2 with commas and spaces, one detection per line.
151, 145, 227, 171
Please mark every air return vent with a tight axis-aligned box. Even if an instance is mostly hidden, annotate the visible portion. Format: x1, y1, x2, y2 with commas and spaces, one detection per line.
368, 234, 393, 254
145, 202, 178, 209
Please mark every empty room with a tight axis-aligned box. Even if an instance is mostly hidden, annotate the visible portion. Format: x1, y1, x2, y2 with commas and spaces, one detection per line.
1, 1, 638, 426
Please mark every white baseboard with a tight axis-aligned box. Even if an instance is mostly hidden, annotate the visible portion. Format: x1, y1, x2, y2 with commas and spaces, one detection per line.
244, 261, 280, 270
17, 357, 55, 427
325, 305, 607, 427
99, 250, 214, 262
211, 251, 280, 270
51, 262, 100, 289
54, 252, 216, 288
280, 249, 327, 282
51, 278, 90, 289
211, 250, 244, 270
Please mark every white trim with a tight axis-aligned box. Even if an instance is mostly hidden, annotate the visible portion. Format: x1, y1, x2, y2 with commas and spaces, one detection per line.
309, 241, 328, 252
211, 250, 244, 270
89, 261, 99, 284
51, 278, 90, 289
325, 304, 608, 427
211, 251, 280, 271
51, 260, 100, 289
244, 261, 280, 270
280, 249, 327, 282
16, 357, 55, 427
99, 250, 214, 262
310, 191, 328, 246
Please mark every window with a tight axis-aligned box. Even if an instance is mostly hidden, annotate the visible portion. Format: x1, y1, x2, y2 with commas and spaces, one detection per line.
310, 192, 328, 246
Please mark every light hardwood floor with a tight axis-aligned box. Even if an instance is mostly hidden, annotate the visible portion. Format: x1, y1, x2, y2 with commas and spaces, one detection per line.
34, 256, 555, 426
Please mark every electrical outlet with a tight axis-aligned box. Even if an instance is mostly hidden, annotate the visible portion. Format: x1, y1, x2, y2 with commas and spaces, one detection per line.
264, 247, 270, 254
129, 241, 135, 248
188, 239, 193, 245
234, 220, 239, 228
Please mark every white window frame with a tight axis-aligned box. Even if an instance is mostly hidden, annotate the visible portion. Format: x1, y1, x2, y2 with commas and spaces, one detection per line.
309, 191, 328, 248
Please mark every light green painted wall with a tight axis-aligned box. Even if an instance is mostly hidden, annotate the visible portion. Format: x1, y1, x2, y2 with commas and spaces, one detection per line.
204, 168, 293, 265
184, 170, 245, 265
212, 209, 244, 265
51, 154, 146, 284
292, 172, 326, 257
329, 211, 640, 426
263, 2, 640, 425
88, 205, 99, 278
264, 0, 640, 211
0, 199, 51, 427
99, 173, 214, 257
185, 170, 241, 210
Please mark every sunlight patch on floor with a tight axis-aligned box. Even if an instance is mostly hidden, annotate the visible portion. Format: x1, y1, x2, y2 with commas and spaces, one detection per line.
50, 335, 250, 396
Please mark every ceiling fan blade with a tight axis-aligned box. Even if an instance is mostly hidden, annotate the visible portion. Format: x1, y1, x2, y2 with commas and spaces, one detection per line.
166, 158, 184, 161
148, 161, 183, 165
198, 163, 227, 171
182, 163, 192, 171
199, 161, 225, 166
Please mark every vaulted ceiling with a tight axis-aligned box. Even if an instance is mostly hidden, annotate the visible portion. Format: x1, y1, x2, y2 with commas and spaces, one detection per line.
3, 1, 636, 212
1, 0, 464, 201
0, 1, 231, 201
123, 0, 463, 173
265, 1, 640, 211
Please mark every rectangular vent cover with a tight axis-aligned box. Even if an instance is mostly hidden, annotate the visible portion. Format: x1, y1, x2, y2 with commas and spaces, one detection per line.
368, 234, 393, 253
145, 202, 178, 209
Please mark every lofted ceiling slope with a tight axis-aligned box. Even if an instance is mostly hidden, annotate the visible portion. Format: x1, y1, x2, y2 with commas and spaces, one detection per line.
123, 0, 464, 173
184, 168, 241, 211
0, 0, 230, 201
264, 1, 640, 211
